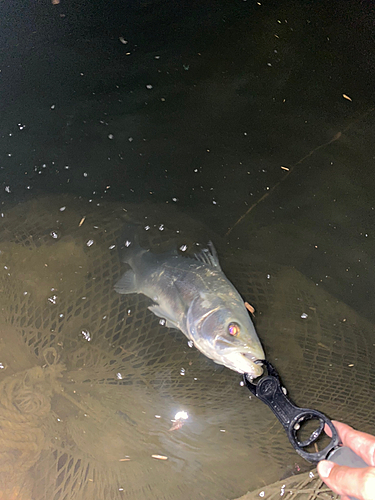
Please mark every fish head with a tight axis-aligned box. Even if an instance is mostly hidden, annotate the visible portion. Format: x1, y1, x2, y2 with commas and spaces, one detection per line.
186, 296, 265, 378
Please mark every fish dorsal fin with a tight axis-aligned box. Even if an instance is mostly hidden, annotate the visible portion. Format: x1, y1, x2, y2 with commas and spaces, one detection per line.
193, 241, 221, 269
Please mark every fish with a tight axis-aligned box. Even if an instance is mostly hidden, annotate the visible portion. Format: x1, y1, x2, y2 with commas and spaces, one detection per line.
114, 225, 265, 377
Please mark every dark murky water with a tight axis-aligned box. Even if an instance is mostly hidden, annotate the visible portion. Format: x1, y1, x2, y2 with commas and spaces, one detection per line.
1, 0, 374, 321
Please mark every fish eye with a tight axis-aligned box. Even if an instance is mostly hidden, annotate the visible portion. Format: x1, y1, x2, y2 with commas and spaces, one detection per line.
228, 322, 240, 337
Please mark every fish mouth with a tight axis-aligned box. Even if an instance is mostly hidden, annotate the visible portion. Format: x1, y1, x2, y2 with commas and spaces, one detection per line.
222, 351, 264, 377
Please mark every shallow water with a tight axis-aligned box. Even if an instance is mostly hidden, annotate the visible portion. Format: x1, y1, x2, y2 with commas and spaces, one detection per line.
0, 1, 374, 498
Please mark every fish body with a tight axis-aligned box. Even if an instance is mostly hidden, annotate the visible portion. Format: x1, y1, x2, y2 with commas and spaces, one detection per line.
114, 226, 264, 377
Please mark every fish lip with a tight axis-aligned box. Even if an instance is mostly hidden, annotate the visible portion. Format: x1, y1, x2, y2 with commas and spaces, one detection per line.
242, 352, 263, 364
242, 354, 265, 376
213, 336, 265, 375
220, 351, 264, 376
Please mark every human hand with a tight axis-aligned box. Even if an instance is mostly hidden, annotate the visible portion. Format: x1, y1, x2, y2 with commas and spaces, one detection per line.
317, 420, 375, 500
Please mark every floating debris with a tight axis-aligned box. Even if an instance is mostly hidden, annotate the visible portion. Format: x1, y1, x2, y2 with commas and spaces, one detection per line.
245, 302, 255, 314
169, 420, 184, 431
151, 455, 168, 460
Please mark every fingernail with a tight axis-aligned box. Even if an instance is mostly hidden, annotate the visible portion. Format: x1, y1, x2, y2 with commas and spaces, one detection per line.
318, 460, 335, 478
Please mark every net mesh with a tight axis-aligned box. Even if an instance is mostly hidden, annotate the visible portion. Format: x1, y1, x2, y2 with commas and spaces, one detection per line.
0, 195, 373, 500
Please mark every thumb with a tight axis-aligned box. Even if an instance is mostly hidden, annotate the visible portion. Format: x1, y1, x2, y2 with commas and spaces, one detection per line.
318, 460, 375, 500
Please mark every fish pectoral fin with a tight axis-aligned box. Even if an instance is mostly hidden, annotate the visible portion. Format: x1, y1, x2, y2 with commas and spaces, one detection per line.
114, 270, 138, 294
148, 304, 179, 330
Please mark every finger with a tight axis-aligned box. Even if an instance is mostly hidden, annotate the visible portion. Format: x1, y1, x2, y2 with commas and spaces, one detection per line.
332, 421, 375, 466
324, 422, 333, 438
318, 461, 375, 500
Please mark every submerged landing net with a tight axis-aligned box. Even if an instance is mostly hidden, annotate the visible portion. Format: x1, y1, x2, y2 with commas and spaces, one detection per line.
237, 471, 338, 500
0, 196, 373, 500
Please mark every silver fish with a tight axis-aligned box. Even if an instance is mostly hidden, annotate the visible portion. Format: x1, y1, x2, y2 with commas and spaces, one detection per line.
114, 226, 265, 377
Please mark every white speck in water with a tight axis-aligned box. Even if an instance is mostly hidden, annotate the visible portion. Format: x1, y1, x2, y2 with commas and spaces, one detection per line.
50, 231, 58, 239
172, 197, 178, 202
159, 318, 166, 326
187, 340, 194, 348
59, 206, 66, 211
127, 309, 132, 316
81, 329, 91, 341
159, 224, 164, 231
146, 84, 153, 89
5, 186, 11, 193
155, 415, 161, 419
51, 104, 55, 109
48, 295, 58, 305
280, 484, 286, 496
108, 134, 114, 139
128, 137, 133, 142
180, 368, 185, 376
0, 363, 5, 369
239, 380, 245, 386
23, 291, 28, 296
109, 244, 116, 250
59, 313, 64, 318
86, 239, 94, 247
259, 491, 265, 498
144, 225, 150, 231
220, 429, 226, 432
116, 372, 123, 380
125, 240, 131, 247
193, 377, 198, 381
180, 244, 188, 252
83, 172, 88, 177
309, 471, 315, 478
267, 274, 271, 279
301, 313, 308, 319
